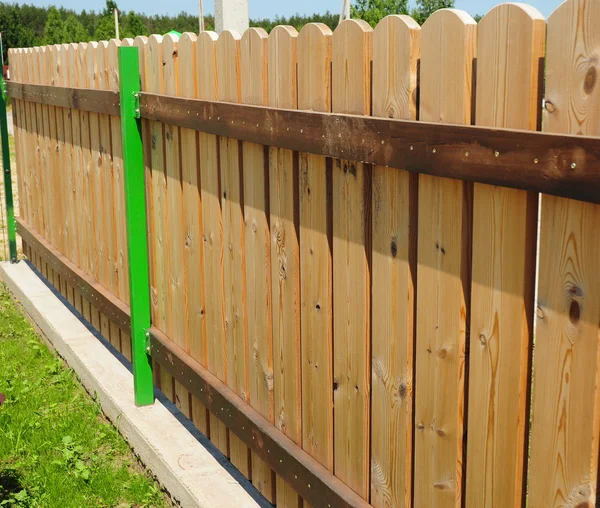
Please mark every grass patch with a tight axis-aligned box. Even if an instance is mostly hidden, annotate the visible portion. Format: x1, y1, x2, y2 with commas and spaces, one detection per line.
0, 284, 170, 507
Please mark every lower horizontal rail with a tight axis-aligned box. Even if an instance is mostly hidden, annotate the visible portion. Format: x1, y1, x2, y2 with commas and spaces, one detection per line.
18, 218, 367, 508
16, 218, 131, 332
150, 328, 369, 508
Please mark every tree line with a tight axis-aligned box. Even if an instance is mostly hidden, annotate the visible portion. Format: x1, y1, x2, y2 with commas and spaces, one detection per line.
0, 0, 482, 63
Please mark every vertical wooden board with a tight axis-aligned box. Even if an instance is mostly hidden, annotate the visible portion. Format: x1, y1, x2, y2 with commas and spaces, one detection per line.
297, 21, 333, 472
370, 14, 420, 508
97, 41, 117, 296
10, 50, 27, 226
31, 48, 49, 242
414, 10, 475, 508
146, 34, 173, 401
163, 33, 191, 418
9, 50, 24, 225
76, 42, 94, 281
331, 19, 372, 500
86, 42, 103, 290
34, 47, 52, 247
59, 44, 76, 269
268, 25, 302, 507
198, 30, 228, 456
46, 46, 64, 258
240, 26, 276, 502
465, 5, 545, 508
109, 39, 129, 306
26, 49, 42, 234
21, 48, 34, 230
527, 1, 600, 506
217, 29, 251, 479
52, 44, 67, 258
178, 32, 210, 436
106, 38, 126, 351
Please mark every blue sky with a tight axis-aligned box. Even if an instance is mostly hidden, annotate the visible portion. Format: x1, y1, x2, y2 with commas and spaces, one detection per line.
17, 0, 563, 21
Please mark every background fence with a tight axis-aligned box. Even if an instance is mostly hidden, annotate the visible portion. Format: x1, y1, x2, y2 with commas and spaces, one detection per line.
6, 0, 600, 506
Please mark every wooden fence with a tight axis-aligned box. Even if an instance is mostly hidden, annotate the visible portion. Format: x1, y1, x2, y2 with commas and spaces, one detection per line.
6, 0, 600, 506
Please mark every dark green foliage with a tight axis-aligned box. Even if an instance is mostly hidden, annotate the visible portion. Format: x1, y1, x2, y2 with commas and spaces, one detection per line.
410, 0, 455, 25
351, 0, 409, 27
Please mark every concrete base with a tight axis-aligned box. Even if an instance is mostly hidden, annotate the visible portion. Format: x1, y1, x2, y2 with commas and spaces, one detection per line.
0, 261, 269, 508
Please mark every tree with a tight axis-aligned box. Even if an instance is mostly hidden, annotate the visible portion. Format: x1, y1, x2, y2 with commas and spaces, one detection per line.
350, 0, 409, 27
63, 15, 89, 43
94, 0, 119, 40
411, 0, 455, 25
43, 7, 65, 45
122, 11, 148, 38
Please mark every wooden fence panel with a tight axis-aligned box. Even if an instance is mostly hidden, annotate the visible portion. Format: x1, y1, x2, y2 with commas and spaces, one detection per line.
414, 10, 475, 508
370, 15, 419, 508
528, 0, 600, 506
267, 24, 302, 508
197, 30, 229, 457
331, 19, 372, 500
240, 26, 276, 502
217, 29, 251, 479
466, 5, 545, 507
297, 21, 333, 477
177, 32, 210, 437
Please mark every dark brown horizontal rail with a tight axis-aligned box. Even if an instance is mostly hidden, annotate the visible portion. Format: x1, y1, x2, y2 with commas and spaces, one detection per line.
140, 92, 600, 204
6, 81, 120, 116
17, 218, 130, 331
18, 218, 366, 507
150, 327, 369, 508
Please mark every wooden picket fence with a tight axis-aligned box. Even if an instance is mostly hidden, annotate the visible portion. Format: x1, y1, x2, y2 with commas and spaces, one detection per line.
7, 0, 600, 506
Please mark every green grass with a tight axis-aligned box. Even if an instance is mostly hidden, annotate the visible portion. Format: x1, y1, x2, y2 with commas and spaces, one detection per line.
0, 284, 170, 507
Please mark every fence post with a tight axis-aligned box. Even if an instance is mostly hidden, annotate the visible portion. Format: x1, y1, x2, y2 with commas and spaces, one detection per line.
0, 76, 17, 262
118, 46, 154, 406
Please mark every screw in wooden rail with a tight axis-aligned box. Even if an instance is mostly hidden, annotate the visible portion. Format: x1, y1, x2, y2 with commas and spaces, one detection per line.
0, 75, 17, 262
118, 46, 154, 406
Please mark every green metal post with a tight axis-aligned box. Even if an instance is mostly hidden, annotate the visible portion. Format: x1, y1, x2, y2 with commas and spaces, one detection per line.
118, 46, 154, 406
0, 76, 17, 262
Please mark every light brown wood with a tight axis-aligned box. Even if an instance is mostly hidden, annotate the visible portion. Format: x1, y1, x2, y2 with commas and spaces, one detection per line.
217, 28, 251, 479
528, 0, 600, 506
370, 14, 420, 508
466, 5, 545, 507
240, 26, 276, 503
297, 22, 333, 475
8, 49, 25, 227
414, 10, 474, 508
178, 31, 209, 436
145, 35, 174, 401
197, 30, 229, 457
108, 38, 129, 352
163, 33, 191, 417
331, 19, 372, 500
268, 24, 302, 508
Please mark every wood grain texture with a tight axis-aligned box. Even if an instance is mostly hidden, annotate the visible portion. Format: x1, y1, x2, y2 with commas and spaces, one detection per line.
217, 29, 251, 478
163, 33, 191, 417
178, 32, 209, 436
240, 26, 276, 503
370, 14, 419, 508
297, 22, 333, 475
465, 5, 545, 507
331, 18, 372, 501
268, 24, 302, 508
197, 30, 229, 457
145, 35, 174, 401
528, 1, 600, 506
414, 10, 475, 508
108, 39, 129, 308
